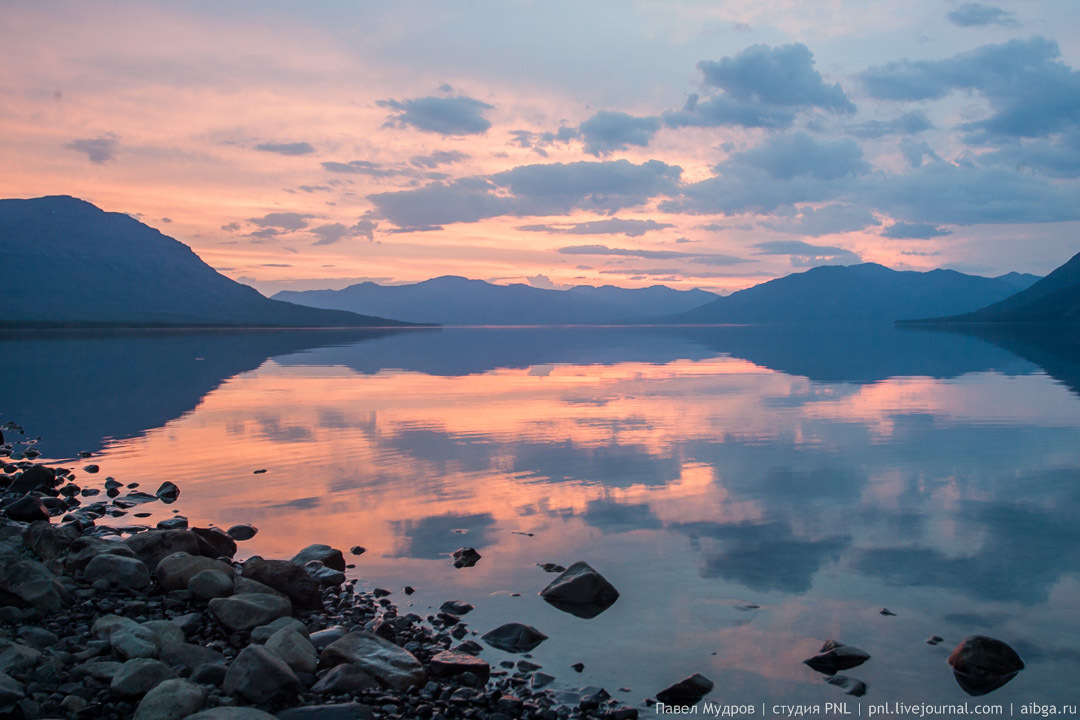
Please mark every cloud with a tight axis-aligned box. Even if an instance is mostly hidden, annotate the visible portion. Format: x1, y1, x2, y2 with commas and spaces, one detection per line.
752, 239, 861, 266
578, 111, 661, 155
409, 150, 470, 168
377, 95, 494, 135
247, 212, 315, 231
255, 142, 315, 155
664, 93, 796, 130
762, 203, 881, 237
517, 218, 673, 237
558, 244, 749, 264
526, 273, 556, 289
309, 223, 350, 246
849, 110, 933, 138
899, 139, 940, 168
65, 134, 118, 164
731, 132, 869, 181
946, 3, 1019, 27
321, 160, 404, 177
881, 222, 952, 239
368, 159, 682, 227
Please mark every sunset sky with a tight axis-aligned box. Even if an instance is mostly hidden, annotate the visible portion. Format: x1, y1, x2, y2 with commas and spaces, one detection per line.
3, 0, 1079, 295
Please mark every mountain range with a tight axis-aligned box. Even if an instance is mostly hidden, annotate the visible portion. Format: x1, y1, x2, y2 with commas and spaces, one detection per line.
0, 196, 413, 328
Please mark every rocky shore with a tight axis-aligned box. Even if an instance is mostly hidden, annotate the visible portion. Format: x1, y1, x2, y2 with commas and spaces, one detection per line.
0, 433, 644, 720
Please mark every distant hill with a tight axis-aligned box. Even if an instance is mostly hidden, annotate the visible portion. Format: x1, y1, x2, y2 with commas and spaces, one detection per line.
671, 263, 1040, 325
274, 277, 716, 325
913, 252, 1080, 324
0, 196, 415, 328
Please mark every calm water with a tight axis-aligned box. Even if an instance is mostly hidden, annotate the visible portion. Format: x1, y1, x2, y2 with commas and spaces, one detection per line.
3, 326, 1080, 710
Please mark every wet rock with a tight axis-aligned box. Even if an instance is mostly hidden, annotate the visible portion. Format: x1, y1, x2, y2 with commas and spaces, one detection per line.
531, 672, 555, 689
157, 516, 189, 530
319, 631, 427, 691
226, 525, 257, 541
155, 481, 180, 504
84, 553, 150, 590
304, 560, 346, 587
826, 675, 867, 697
241, 557, 322, 611
537, 562, 566, 573
191, 527, 237, 559
133, 678, 206, 720
125, 530, 202, 568
349, 546, 366, 556
656, 673, 714, 705
110, 657, 177, 697
310, 664, 379, 694
452, 547, 481, 568
879, 608, 896, 616
5, 494, 50, 522
440, 600, 474, 615
188, 568, 234, 600
0, 550, 68, 611
804, 640, 872, 676
209, 593, 291, 632
571, 662, 585, 673
265, 627, 318, 675
276, 704, 376, 720
223, 644, 301, 705
8, 465, 57, 495
429, 650, 491, 682
539, 561, 620, 618
927, 636, 944, 646
84, 464, 100, 473
481, 623, 548, 654
291, 543, 346, 571
157, 552, 235, 591
947, 635, 1025, 696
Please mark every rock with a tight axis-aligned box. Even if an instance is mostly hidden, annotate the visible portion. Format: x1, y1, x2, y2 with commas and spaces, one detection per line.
222, 644, 301, 705
241, 558, 321, 610
309, 626, 348, 652
947, 635, 1025, 696
349, 546, 366, 556
804, 640, 872, 676
0, 551, 68, 611
291, 544, 346, 571
311, 664, 380, 694
125, 530, 202, 568
191, 527, 237, 559
304, 560, 345, 587
232, 575, 289, 600
185, 708, 279, 720
0, 643, 41, 673
265, 627, 317, 674
8, 465, 57, 495
110, 657, 177, 697
155, 481, 180, 503
879, 608, 896, 616
72, 659, 123, 681
429, 650, 491, 682
159, 643, 226, 674
318, 631, 426, 691
276, 704, 375, 720
481, 623, 548, 653
84, 464, 100, 473
531, 671, 555, 689
927, 636, 944, 645
571, 662, 585, 672
250, 617, 309, 644
826, 675, 867, 697
158, 516, 189, 530
65, 535, 137, 573
455, 640, 483, 655
143, 619, 186, 648
188, 568, 233, 600
656, 673, 714, 705
0, 671, 24, 714
134, 678, 206, 720
440, 600, 474, 615
452, 547, 481, 568
18, 626, 59, 649
23, 520, 78, 565
84, 553, 150, 590
539, 561, 620, 618
209, 593, 291, 632
157, 552, 235, 592
537, 562, 566, 573
226, 525, 257, 541
4, 494, 50, 522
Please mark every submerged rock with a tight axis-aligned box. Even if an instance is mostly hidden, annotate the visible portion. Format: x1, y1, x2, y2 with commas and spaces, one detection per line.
452, 547, 481, 568
539, 561, 620, 618
440, 600, 475, 615
947, 635, 1024, 696
155, 481, 180, 504
227, 524, 257, 541
656, 673, 714, 705
826, 675, 867, 697
481, 623, 548, 653
804, 639, 871, 676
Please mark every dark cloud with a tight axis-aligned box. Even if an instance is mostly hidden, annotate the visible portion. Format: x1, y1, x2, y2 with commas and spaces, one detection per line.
557, 244, 749, 265
578, 111, 661, 155
752, 239, 861, 266
409, 150, 470, 168
255, 142, 315, 156
849, 110, 933, 138
378, 95, 494, 135
384, 224, 444, 234
321, 160, 404, 177
762, 203, 881, 237
517, 218, 674, 237
65, 134, 118, 164
899, 139, 940, 168
979, 130, 1080, 178
881, 222, 952, 239
220, 222, 241, 232
247, 212, 315, 231
946, 3, 1019, 27
731, 132, 869, 181
310, 223, 350, 246
664, 93, 796, 130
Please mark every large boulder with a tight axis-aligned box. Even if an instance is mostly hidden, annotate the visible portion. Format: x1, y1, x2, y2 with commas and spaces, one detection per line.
92, 615, 161, 659
110, 658, 176, 697
803, 640, 871, 676
84, 553, 150, 590
310, 664, 379, 694
318, 631, 426, 691
947, 636, 1025, 696
156, 552, 235, 592
480, 623, 548, 654
291, 544, 346, 572
8, 465, 57, 495
539, 561, 620, 618
429, 650, 490, 682
0, 549, 68, 612
188, 569, 233, 600
191, 527, 236, 559
134, 678, 206, 720
4, 495, 49, 522
185, 707, 279, 720
65, 536, 137, 573
23, 521, 79, 567
265, 627, 317, 675
241, 558, 322, 611
222, 644, 300, 705
125, 530, 202, 569
209, 593, 291, 632
656, 673, 714, 705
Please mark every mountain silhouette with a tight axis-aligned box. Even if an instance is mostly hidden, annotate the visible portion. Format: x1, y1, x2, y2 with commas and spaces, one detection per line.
671, 263, 1039, 325
913, 251, 1080, 324
0, 196, 416, 328
273, 276, 715, 325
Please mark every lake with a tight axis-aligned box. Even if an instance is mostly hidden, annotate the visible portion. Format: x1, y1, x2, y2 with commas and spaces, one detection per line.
3, 325, 1080, 710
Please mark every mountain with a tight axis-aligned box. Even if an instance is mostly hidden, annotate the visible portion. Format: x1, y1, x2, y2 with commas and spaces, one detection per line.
914, 252, 1080, 324
273, 276, 713, 325
566, 284, 717, 317
671, 263, 1040, 325
0, 196, 416, 328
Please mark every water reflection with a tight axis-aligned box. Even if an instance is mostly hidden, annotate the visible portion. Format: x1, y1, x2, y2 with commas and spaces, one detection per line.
2, 325, 1080, 705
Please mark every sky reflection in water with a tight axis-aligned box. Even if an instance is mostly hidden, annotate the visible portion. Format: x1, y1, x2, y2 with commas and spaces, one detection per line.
3, 326, 1080, 707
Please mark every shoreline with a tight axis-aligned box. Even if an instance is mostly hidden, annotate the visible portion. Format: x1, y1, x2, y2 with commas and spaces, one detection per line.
0, 433, 644, 720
